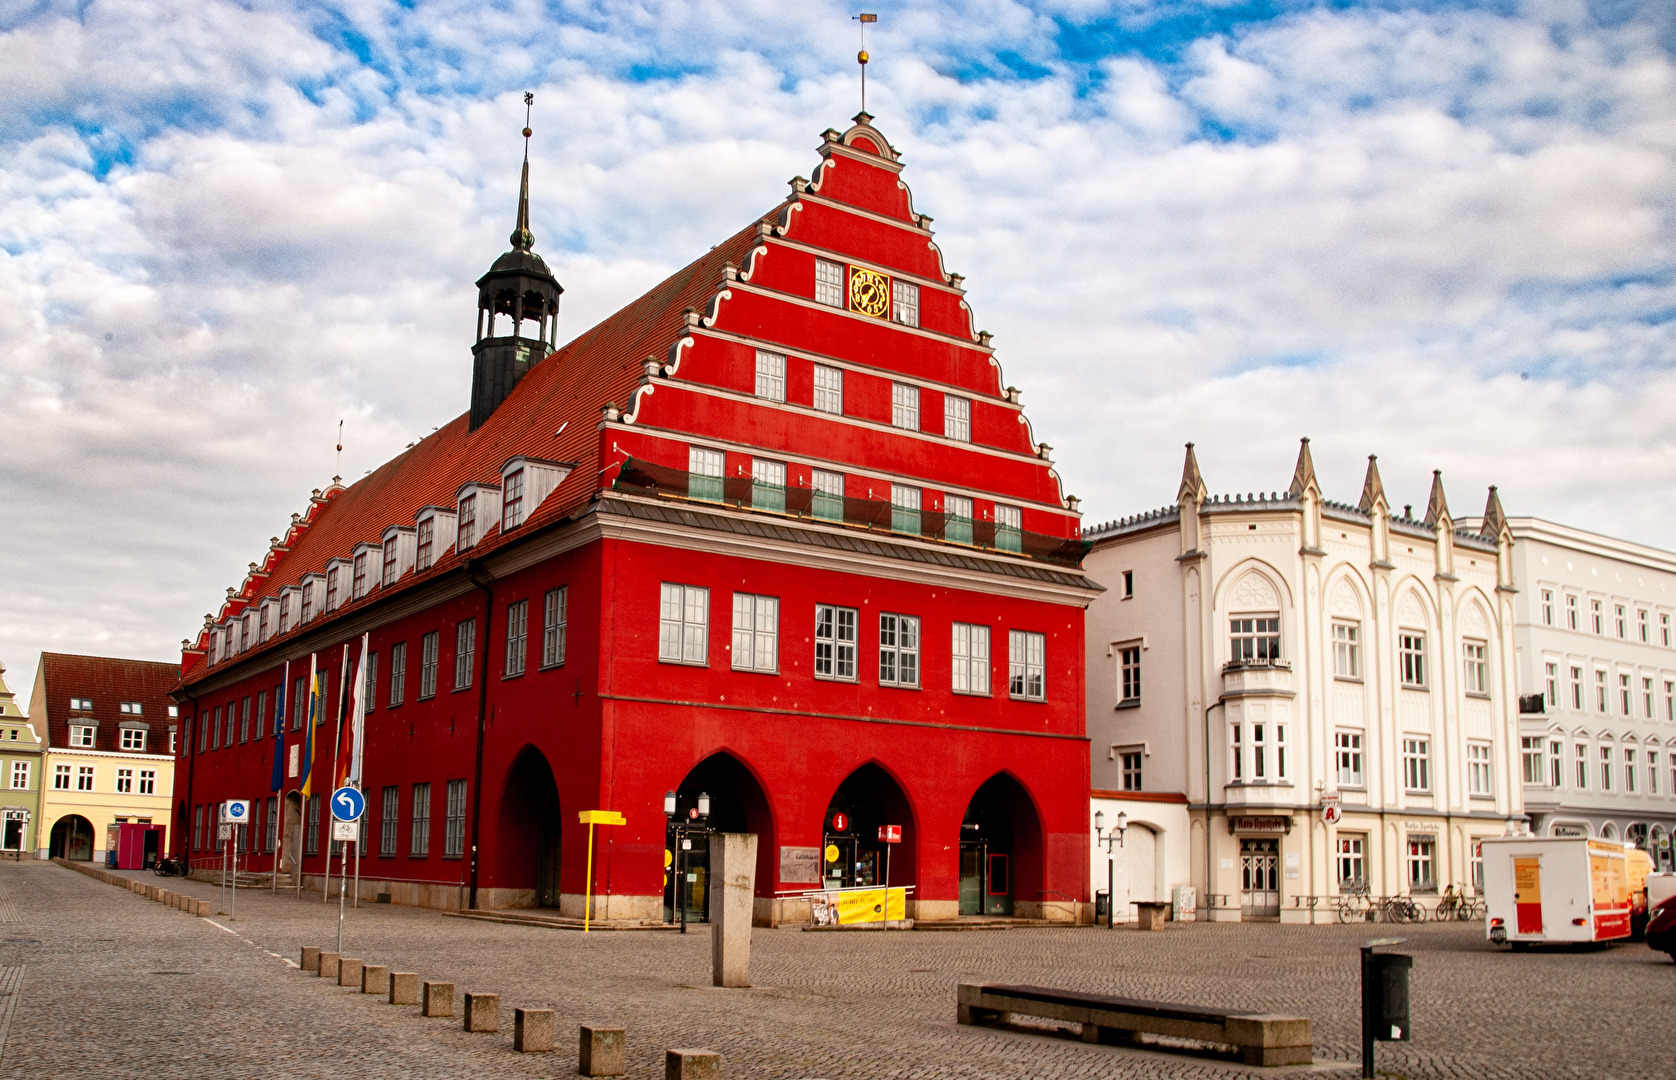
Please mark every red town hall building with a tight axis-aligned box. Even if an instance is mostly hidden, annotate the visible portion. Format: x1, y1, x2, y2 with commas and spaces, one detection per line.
173, 114, 1099, 924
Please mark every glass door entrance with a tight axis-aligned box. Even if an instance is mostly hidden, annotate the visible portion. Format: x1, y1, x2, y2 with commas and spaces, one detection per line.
958, 842, 1012, 916
1240, 838, 1280, 918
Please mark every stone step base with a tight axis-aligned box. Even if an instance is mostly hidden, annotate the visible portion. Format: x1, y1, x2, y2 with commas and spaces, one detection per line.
444, 909, 680, 932
910, 917, 1072, 931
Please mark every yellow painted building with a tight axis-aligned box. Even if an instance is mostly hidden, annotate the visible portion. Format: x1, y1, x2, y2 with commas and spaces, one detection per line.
29, 653, 179, 865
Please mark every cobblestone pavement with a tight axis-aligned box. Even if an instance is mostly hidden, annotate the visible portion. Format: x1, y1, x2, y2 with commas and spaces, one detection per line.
2, 861, 1672, 1079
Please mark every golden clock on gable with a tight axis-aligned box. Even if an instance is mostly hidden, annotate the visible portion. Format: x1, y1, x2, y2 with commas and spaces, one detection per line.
848, 266, 891, 319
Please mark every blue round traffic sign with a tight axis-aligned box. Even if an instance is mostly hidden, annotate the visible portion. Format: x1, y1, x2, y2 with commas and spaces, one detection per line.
225, 800, 249, 821
331, 786, 366, 822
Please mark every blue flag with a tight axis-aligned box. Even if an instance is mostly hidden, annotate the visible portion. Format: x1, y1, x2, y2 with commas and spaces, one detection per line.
270, 660, 288, 793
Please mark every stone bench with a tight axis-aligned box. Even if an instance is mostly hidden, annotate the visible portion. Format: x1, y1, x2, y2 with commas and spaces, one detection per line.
1132, 900, 1171, 931
956, 983, 1311, 1067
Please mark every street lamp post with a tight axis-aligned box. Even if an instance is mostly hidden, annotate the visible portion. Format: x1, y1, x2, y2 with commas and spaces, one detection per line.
1094, 810, 1128, 929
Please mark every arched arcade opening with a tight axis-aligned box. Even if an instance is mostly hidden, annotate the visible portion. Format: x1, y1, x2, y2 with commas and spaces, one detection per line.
821, 762, 917, 892
665, 751, 774, 923
959, 773, 1043, 918
495, 746, 563, 908
50, 815, 94, 861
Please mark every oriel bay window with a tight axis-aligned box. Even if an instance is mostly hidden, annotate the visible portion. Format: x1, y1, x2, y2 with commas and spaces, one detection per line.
814, 604, 857, 680
878, 613, 920, 688
731, 593, 779, 673
659, 583, 710, 665
1230, 616, 1281, 665
951, 623, 990, 695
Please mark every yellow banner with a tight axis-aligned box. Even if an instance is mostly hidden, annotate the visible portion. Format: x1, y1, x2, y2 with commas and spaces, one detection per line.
835, 887, 906, 924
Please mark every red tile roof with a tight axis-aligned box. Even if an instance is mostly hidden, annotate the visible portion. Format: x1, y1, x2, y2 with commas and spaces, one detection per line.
184, 212, 775, 685
34, 653, 180, 752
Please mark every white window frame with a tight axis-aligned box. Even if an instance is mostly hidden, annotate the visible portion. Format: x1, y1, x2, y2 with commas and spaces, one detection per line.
891, 278, 919, 326
53, 764, 71, 790
504, 598, 528, 678
76, 765, 96, 792
1463, 640, 1488, 696
659, 583, 710, 666
890, 484, 921, 536
120, 728, 146, 752
1230, 616, 1282, 664
456, 494, 477, 552
812, 364, 843, 414
815, 258, 845, 307
731, 593, 779, 674
878, 612, 920, 688
951, 623, 990, 696
688, 446, 724, 502
1624, 745, 1637, 793
891, 382, 919, 430
1119, 646, 1141, 704
1008, 629, 1046, 702
115, 768, 133, 794
1337, 834, 1366, 887
1332, 621, 1360, 679
1399, 632, 1427, 689
1407, 835, 1437, 892
502, 469, 525, 531
542, 586, 567, 668
416, 517, 436, 571
751, 458, 786, 514
1545, 662, 1559, 708
9, 761, 29, 790
1541, 589, 1553, 625
1403, 738, 1431, 792
1119, 751, 1142, 792
69, 725, 94, 748
943, 394, 970, 442
811, 468, 844, 522
1336, 730, 1365, 788
814, 604, 858, 681
994, 503, 1022, 553
944, 494, 974, 545
1467, 741, 1494, 797
381, 541, 399, 588
352, 552, 369, 600
1521, 736, 1545, 786
754, 349, 785, 402
1575, 741, 1589, 790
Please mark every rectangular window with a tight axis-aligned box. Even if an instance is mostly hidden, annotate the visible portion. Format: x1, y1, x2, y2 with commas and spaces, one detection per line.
121, 728, 147, 751
1649, 751, 1660, 795
1541, 589, 1554, 626
1337, 835, 1366, 887
1576, 742, 1589, 790
814, 604, 858, 681
417, 517, 435, 571
210, 708, 220, 749
731, 593, 779, 673
1624, 747, 1637, 793
1399, 633, 1426, 688
1550, 740, 1563, 788
815, 258, 845, 307
994, 503, 1022, 553
1545, 662, 1559, 708
943, 494, 973, 545
1333, 622, 1361, 679
361, 654, 377, 712
70, 725, 94, 748
380, 786, 399, 857
1230, 617, 1282, 664
891, 382, 919, 430
381, 540, 399, 588
811, 469, 844, 523
1663, 613, 1672, 647
1668, 680, 1675, 722
812, 364, 843, 414
1616, 604, 1626, 638
265, 797, 278, 852
326, 567, 341, 610
1600, 745, 1613, 791
352, 552, 368, 600
751, 458, 786, 513
456, 494, 477, 552
1407, 837, 1436, 892
9, 761, 28, 790
258, 605, 270, 642
1231, 723, 1243, 781
444, 779, 467, 858
754, 349, 785, 402
504, 599, 528, 678
1566, 594, 1578, 630
542, 587, 568, 668
878, 613, 920, 688
1119, 646, 1142, 704
1468, 741, 1493, 796
410, 784, 432, 857
454, 620, 476, 690
943, 395, 970, 442
1009, 630, 1046, 701
1120, 751, 1143, 792
1571, 666, 1584, 710
1644, 677, 1654, 719
1591, 598, 1603, 634
502, 469, 525, 530
659, 583, 710, 665
951, 623, 990, 695
1336, 731, 1364, 787
687, 446, 724, 503
1463, 641, 1488, 695
419, 632, 439, 699
240, 695, 251, 743
292, 676, 305, 729
306, 795, 321, 855
1403, 738, 1431, 792
279, 596, 291, 634
1252, 723, 1268, 780
1521, 736, 1545, 785
1639, 608, 1649, 642
1620, 672, 1632, 716
890, 484, 921, 535
193, 804, 204, 851
115, 768, 133, 794
1596, 670, 1609, 713
255, 689, 267, 739
389, 641, 407, 706
301, 580, 315, 623
891, 278, 919, 326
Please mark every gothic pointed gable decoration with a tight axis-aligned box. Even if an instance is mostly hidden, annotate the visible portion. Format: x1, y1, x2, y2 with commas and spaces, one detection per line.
1178, 442, 1207, 506
1287, 437, 1320, 498
1481, 484, 1509, 540
1358, 454, 1387, 514
1423, 469, 1451, 528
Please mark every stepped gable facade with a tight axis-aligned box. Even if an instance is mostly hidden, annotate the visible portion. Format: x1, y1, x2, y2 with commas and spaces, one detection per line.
174, 114, 1098, 923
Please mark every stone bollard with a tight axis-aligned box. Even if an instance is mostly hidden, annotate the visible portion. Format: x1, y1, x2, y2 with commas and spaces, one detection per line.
579, 1026, 626, 1077
709, 832, 758, 988
318, 953, 341, 980
300, 947, 322, 973
160, 890, 173, 907
193, 899, 210, 917
462, 992, 498, 1033
338, 959, 364, 988
665, 1048, 721, 1080
362, 965, 389, 995
422, 981, 454, 1017
513, 1008, 554, 1052
388, 972, 419, 1006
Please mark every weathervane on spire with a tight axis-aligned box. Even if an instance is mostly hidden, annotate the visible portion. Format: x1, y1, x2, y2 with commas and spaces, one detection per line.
854, 13, 877, 113
512, 91, 536, 251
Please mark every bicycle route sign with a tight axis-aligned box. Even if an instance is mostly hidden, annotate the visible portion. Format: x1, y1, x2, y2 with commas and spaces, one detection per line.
331, 786, 366, 822
221, 799, 250, 824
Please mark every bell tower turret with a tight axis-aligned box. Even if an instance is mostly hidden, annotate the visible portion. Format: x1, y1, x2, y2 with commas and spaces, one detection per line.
470, 92, 563, 431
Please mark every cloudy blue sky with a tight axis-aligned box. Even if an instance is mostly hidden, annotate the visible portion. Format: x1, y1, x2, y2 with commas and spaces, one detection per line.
2, 0, 1674, 689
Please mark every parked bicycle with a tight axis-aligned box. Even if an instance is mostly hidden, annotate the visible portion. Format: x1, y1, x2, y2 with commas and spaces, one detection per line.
1433, 883, 1485, 921
1378, 895, 1423, 923
153, 855, 189, 877
1336, 880, 1375, 923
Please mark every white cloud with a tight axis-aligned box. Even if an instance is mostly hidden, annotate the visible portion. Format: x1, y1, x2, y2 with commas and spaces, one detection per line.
1, 0, 1674, 688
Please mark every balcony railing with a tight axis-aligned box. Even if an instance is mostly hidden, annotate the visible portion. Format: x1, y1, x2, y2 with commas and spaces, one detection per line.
612, 457, 1086, 567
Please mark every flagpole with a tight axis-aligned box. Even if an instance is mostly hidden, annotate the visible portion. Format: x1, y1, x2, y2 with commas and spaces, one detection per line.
327, 644, 348, 901
299, 654, 316, 902
273, 660, 288, 894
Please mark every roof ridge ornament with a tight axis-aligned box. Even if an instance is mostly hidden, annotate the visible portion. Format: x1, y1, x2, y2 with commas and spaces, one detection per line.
1358, 454, 1387, 513
1287, 436, 1319, 497
1177, 442, 1206, 506
1481, 484, 1509, 539
1423, 469, 1450, 527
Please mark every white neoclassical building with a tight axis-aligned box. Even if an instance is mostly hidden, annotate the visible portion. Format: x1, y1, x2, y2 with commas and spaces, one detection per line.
1506, 518, 1676, 869
1084, 440, 1524, 922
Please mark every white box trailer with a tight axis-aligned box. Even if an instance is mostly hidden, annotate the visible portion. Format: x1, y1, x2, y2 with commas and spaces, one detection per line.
1482, 836, 1632, 946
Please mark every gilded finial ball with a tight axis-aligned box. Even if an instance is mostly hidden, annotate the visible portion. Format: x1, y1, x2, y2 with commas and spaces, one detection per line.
858, 49, 869, 64
522, 127, 532, 138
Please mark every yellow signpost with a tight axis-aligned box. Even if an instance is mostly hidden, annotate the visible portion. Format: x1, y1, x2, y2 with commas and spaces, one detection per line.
578, 809, 626, 932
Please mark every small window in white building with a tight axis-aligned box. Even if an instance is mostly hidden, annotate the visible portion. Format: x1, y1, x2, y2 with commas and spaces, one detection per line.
1231, 617, 1281, 664
1332, 621, 1360, 679
1336, 731, 1364, 787
1337, 835, 1366, 887
1399, 633, 1426, 688
1624, 746, 1637, 793
1463, 640, 1488, 695
1540, 589, 1554, 625
1521, 737, 1545, 785
1403, 738, 1431, 791
1407, 836, 1437, 892
1575, 742, 1589, 790
1468, 741, 1493, 796
754, 349, 785, 402
1545, 662, 1559, 707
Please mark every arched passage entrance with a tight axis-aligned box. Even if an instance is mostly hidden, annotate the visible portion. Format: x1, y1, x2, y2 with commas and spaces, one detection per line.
821, 763, 917, 892
959, 774, 1043, 918
50, 815, 94, 861
666, 752, 774, 923
496, 746, 562, 908
282, 792, 303, 875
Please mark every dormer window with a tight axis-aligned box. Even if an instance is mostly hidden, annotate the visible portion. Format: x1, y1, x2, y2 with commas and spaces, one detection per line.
258, 605, 270, 642
240, 614, 252, 649
119, 702, 142, 715
382, 542, 400, 587
352, 552, 369, 600
70, 725, 95, 747
69, 697, 92, 712
417, 518, 435, 570
120, 727, 147, 752
326, 566, 341, 610
301, 581, 316, 623
278, 592, 292, 633
502, 470, 525, 531
458, 495, 477, 551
